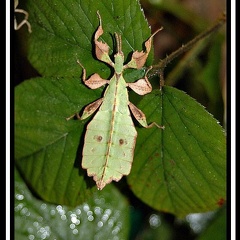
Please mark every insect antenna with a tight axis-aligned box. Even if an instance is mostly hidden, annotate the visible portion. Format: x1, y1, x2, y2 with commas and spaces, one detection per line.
115, 33, 122, 54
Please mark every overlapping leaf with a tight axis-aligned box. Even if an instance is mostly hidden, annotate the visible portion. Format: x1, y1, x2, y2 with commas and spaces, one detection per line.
127, 87, 226, 217
15, 77, 103, 205
26, 0, 152, 79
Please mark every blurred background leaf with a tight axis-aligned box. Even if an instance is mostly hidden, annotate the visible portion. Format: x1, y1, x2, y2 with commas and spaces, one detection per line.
196, 205, 226, 240
15, 167, 130, 239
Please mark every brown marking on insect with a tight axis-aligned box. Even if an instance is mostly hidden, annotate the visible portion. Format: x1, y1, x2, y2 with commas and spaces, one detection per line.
129, 103, 144, 120
94, 135, 103, 142
217, 198, 225, 207
85, 100, 101, 112
119, 139, 127, 146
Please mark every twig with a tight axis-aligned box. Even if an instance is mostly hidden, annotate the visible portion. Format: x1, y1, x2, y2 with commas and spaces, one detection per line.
150, 13, 226, 89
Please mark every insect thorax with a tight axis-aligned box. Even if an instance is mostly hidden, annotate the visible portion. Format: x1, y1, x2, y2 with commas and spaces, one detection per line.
114, 53, 124, 74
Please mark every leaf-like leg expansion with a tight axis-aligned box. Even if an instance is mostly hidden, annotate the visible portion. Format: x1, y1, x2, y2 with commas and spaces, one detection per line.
81, 98, 104, 120
128, 79, 152, 95
128, 102, 164, 129
94, 11, 114, 66
77, 60, 109, 89
125, 28, 163, 69
84, 73, 109, 89
128, 67, 153, 95
66, 98, 103, 121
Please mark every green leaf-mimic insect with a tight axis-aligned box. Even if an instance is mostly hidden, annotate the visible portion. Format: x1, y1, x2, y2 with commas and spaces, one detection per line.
68, 12, 164, 190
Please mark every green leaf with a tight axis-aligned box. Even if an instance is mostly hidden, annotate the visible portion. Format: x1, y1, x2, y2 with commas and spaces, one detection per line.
127, 86, 226, 217
15, 77, 102, 205
26, 0, 152, 80
15, 167, 130, 240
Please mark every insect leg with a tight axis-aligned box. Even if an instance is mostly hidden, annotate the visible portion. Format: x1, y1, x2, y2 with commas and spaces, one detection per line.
80, 98, 103, 120
77, 60, 109, 89
125, 28, 163, 69
93, 11, 114, 66
128, 101, 164, 129
66, 98, 103, 121
127, 67, 153, 95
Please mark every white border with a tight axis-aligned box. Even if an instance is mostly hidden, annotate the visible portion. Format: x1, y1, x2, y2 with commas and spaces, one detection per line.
7, 1, 231, 239
231, 0, 236, 239
6, 1, 10, 239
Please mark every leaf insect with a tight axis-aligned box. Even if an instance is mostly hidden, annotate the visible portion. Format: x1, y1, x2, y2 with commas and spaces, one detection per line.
67, 11, 164, 190
14, 0, 32, 33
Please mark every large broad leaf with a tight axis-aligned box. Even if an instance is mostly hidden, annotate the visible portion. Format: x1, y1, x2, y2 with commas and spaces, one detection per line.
15, 77, 102, 205
15, 167, 130, 240
25, 0, 152, 79
127, 87, 226, 217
